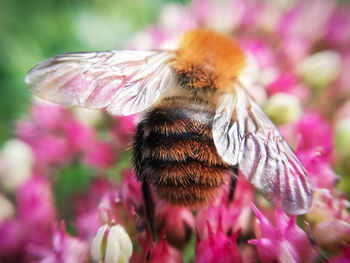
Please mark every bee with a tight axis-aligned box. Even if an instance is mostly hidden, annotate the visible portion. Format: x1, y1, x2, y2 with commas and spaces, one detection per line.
25, 30, 312, 227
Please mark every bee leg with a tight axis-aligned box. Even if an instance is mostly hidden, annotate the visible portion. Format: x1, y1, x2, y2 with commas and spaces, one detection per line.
133, 122, 156, 240
228, 166, 238, 204
142, 180, 156, 241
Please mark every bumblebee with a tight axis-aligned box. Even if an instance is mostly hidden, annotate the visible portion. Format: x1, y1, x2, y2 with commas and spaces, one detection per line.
26, 30, 312, 228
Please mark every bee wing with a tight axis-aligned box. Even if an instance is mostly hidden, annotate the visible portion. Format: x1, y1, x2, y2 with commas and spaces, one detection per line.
213, 86, 312, 215
25, 50, 175, 116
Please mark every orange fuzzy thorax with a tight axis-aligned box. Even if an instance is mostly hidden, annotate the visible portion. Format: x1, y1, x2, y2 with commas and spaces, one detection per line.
172, 30, 246, 91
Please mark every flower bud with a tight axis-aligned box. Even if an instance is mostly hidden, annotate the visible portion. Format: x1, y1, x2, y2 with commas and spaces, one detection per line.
91, 224, 133, 263
335, 118, 350, 159
297, 50, 341, 89
264, 93, 302, 125
157, 205, 195, 248
0, 139, 33, 191
306, 189, 350, 251
73, 108, 104, 127
306, 189, 348, 223
313, 220, 350, 250
335, 118, 350, 180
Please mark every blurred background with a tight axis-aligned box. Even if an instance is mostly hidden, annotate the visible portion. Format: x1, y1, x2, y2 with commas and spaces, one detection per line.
0, 0, 188, 145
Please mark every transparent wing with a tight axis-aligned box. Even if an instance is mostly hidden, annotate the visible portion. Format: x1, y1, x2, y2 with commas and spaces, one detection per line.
213, 86, 312, 215
25, 50, 175, 116
213, 93, 244, 166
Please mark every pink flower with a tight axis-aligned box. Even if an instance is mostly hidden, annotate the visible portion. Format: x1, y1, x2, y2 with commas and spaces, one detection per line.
249, 204, 318, 263
277, 36, 312, 69
0, 219, 32, 261
190, 0, 245, 32
96, 174, 141, 238
17, 122, 71, 168
83, 141, 116, 169
195, 218, 242, 263
119, 170, 144, 213
240, 39, 277, 69
296, 151, 337, 190
17, 176, 56, 225
328, 245, 350, 263
266, 72, 309, 101
145, 234, 183, 263
34, 222, 89, 263
291, 111, 337, 190
31, 104, 71, 131
73, 178, 113, 240
63, 120, 95, 153
324, 4, 350, 49
277, 0, 335, 44
196, 201, 239, 241
16, 103, 117, 171
16, 105, 74, 169
196, 176, 254, 240
74, 211, 100, 242
191, 0, 210, 26
0, 177, 56, 261
296, 111, 334, 159
278, 111, 334, 175
112, 115, 137, 148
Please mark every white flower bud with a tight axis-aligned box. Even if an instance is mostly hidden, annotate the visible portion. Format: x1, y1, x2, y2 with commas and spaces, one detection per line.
73, 108, 104, 127
91, 224, 133, 263
264, 93, 302, 125
0, 139, 33, 191
335, 118, 350, 158
297, 50, 341, 89
0, 193, 15, 223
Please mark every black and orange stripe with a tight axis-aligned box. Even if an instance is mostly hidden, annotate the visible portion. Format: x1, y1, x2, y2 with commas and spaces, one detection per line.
133, 96, 230, 206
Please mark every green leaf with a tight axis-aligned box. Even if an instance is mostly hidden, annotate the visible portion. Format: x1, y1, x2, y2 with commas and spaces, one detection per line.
53, 162, 95, 233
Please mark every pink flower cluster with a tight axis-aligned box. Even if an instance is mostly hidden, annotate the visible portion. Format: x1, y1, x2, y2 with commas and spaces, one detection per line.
1, 0, 350, 262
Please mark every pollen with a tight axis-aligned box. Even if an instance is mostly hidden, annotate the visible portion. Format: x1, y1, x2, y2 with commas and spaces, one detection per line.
172, 29, 246, 91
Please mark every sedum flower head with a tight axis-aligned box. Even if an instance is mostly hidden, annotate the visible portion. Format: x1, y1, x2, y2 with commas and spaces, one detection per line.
37, 222, 89, 263
145, 234, 183, 263
249, 204, 317, 263
195, 216, 242, 263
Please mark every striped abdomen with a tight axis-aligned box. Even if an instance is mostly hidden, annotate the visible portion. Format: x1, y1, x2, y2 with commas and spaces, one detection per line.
133, 97, 230, 206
